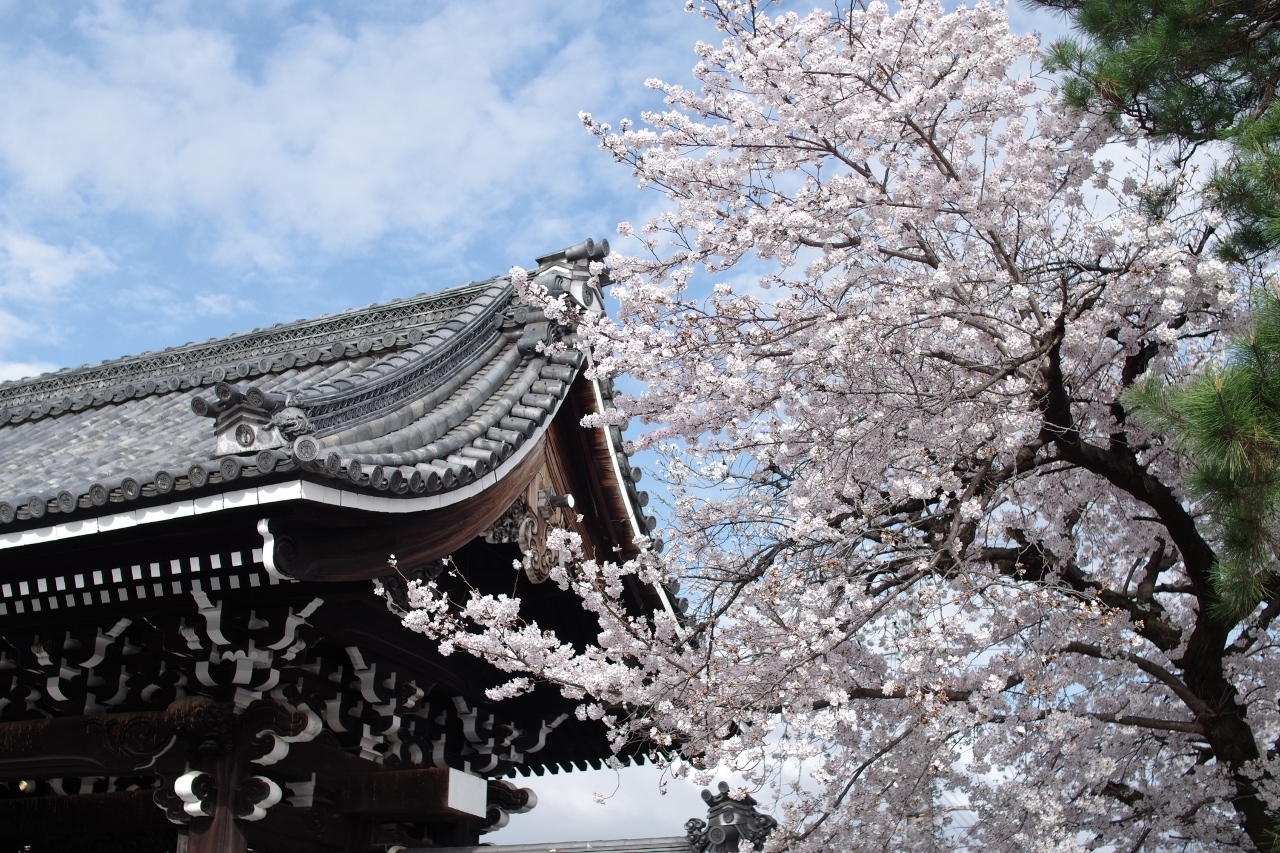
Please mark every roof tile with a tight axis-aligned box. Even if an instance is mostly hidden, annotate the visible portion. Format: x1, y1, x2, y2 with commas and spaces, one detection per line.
0, 245, 656, 541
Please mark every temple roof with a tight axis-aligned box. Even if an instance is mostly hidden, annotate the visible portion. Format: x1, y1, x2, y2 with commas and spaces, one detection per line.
0, 239, 646, 538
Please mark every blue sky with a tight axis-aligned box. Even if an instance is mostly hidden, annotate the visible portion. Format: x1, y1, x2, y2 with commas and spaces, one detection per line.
0, 0, 724, 382
0, 0, 1068, 843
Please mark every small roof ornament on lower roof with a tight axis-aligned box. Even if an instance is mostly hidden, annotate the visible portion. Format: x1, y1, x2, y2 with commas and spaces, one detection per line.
685, 781, 778, 853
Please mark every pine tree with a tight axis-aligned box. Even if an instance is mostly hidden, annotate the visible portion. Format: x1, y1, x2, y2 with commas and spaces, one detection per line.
1128, 289, 1280, 617
1034, 0, 1280, 260
1036, 0, 1280, 617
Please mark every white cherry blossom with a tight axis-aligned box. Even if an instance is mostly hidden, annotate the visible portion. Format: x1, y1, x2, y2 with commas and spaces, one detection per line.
404, 2, 1278, 849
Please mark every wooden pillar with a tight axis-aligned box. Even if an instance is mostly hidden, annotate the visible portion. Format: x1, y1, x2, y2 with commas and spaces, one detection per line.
188, 756, 246, 853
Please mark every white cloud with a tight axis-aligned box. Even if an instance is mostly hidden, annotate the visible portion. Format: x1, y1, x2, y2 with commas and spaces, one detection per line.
0, 359, 57, 382
0, 302, 52, 354
0, 229, 111, 300
193, 291, 253, 316
0, 228, 110, 368
0, 0, 717, 371
0, 1, 670, 268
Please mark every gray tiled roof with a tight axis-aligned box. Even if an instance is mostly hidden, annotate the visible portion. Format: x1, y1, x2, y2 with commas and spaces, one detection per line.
0, 241, 635, 529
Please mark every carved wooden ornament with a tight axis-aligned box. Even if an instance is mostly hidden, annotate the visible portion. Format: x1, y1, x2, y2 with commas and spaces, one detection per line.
482, 466, 575, 584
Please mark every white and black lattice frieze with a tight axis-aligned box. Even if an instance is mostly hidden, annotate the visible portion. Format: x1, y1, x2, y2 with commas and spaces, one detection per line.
0, 543, 285, 622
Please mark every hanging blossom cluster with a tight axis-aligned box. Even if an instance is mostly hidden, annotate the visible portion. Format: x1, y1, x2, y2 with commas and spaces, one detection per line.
403, 2, 1280, 850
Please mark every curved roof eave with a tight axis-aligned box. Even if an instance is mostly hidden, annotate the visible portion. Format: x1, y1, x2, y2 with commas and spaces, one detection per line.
0, 240, 660, 569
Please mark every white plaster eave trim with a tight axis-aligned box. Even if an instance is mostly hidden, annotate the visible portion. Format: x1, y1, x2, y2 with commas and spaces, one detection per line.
585, 356, 681, 627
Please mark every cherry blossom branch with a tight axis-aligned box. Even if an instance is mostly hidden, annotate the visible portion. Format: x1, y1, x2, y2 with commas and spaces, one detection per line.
794, 720, 923, 842
1062, 641, 1212, 718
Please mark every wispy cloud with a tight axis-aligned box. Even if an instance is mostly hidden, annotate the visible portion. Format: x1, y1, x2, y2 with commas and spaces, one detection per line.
0, 230, 111, 300
0, 1, 680, 264
193, 291, 253, 316
0, 359, 59, 383
0, 301, 58, 381
0, 0, 713, 370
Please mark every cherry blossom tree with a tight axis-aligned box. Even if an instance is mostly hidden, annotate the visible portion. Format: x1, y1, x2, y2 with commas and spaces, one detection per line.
403, 1, 1280, 849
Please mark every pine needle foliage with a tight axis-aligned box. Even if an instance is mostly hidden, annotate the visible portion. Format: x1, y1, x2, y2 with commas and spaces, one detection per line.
1033, 0, 1280, 260
1127, 288, 1280, 619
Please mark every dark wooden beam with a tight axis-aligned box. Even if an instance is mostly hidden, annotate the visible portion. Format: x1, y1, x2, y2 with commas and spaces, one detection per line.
188, 755, 247, 853
0, 700, 222, 780
261, 438, 548, 582
265, 738, 383, 781
334, 768, 485, 820
0, 790, 174, 836
240, 803, 348, 853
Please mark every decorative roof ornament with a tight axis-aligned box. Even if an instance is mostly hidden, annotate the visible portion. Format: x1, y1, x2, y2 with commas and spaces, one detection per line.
192, 380, 304, 455
684, 782, 778, 853
481, 488, 577, 584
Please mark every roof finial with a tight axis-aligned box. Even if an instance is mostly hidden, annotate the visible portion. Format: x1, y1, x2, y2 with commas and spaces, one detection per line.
684, 781, 778, 853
